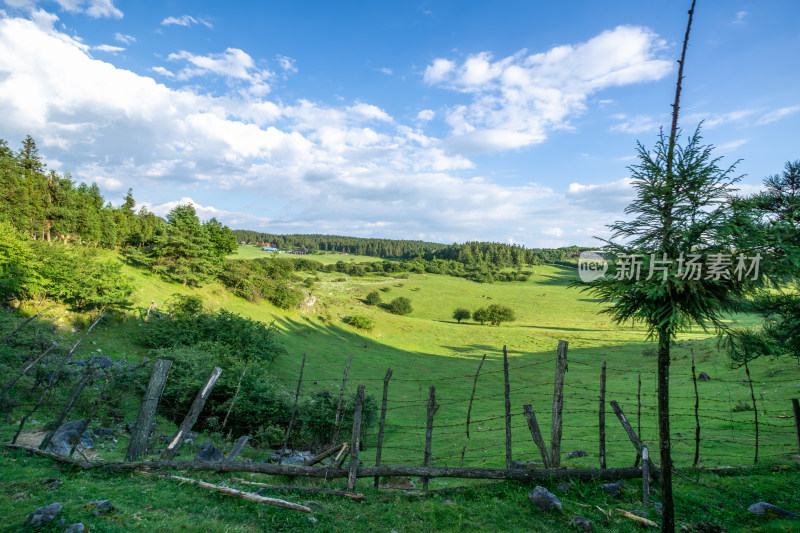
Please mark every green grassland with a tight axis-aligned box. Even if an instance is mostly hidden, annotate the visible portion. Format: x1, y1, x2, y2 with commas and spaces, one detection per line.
232, 245, 381, 264
2, 251, 799, 531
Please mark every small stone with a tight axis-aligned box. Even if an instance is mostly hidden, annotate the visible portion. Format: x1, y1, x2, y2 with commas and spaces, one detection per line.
557, 482, 572, 493
600, 481, 630, 498
748, 502, 799, 518
566, 450, 588, 459
572, 516, 593, 532
528, 486, 562, 511
85, 500, 116, 516
24, 503, 62, 527
307, 516, 318, 524
698, 372, 711, 381
63, 523, 85, 532
653, 502, 663, 516
441, 498, 455, 505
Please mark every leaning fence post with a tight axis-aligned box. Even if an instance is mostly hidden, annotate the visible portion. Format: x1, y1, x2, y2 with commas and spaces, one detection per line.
523, 404, 551, 468
792, 399, 800, 453
611, 400, 659, 480
227, 435, 250, 461
503, 345, 512, 469
461, 354, 486, 467
374, 368, 392, 488
550, 340, 568, 468
423, 385, 436, 491
599, 361, 606, 469
126, 358, 172, 462
332, 354, 353, 446
347, 384, 365, 492
162, 366, 223, 459
279, 353, 306, 465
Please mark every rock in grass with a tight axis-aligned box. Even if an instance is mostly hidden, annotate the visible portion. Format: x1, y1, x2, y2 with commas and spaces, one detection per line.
46, 420, 93, 457
566, 450, 588, 459
600, 481, 630, 498
572, 516, 592, 532
195, 441, 224, 462
528, 486, 562, 511
24, 503, 62, 527
698, 371, 711, 381
748, 502, 799, 518
63, 523, 85, 532
85, 500, 116, 516
653, 502, 663, 516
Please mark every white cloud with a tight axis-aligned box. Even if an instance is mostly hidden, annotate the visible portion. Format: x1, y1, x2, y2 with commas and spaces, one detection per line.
733, 10, 748, 24
276, 55, 297, 73
114, 32, 134, 44
717, 139, 748, 151
416, 109, 434, 121
161, 15, 212, 28
756, 105, 800, 125
541, 227, 563, 237
684, 108, 757, 128
425, 26, 672, 155
168, 48, 272, 94
93, 43, 123, 53
378, 67, 392, 76
610, 113, 662, 134
150, 66, 174, 78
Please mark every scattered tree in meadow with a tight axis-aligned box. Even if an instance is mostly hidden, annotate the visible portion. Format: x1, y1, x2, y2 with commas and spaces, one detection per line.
486, 304, 516, 326
365, 290, 382, 306
452, 308, 471, 323
348, 315, 374, 330
388, 296, 413, 315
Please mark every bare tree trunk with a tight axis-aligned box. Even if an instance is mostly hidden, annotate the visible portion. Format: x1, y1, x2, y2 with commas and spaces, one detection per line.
1, 315, 39, 344
332, 354, 353, 445
126, 359, 172, 461
657, 327, 674, 532
745, 361, 758, 464
374, 368, 392, 487
692, 349, 700, 466
162, 367, 223, 460
599, 361, 606, 469
279, 353, 306, 465
423, 385, 435, 491
503, 346, 512, 469
347, 384, 365, 492
550, 340, 568, 468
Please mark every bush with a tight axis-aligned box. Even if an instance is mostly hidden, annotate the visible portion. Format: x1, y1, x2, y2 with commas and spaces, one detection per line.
388, 296, 413, 315
487, 304, 516, 326
453, 308, 471, 323
473, 307, 489, 325
365, 290, 381, 306
348, 315, 374, 330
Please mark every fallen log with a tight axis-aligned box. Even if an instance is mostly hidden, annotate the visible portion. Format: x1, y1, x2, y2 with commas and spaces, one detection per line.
617, 508, 658, 528
136, 471, 312, 513
230, 477, 364, 500
5, 444, 645, 481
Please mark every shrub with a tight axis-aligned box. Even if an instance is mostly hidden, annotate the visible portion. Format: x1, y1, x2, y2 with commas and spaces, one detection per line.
365, 290, 381, 306
473, 307, 489, 325
487, 304, 516, 326
453, 308, 471, 323
349, 315, 374, 330
388, 296, 413, 315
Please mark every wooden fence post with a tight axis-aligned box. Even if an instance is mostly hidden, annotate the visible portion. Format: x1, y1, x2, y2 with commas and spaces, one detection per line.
745, 361, 758, 464
642, 444, 650, 505
550, 340, 568, 468
691, 349, 700, 466
347, 384, 365, 492
611, 400, 659, 480
374, 368, 392, 488
332, 354, 353, 445
523, 404, 551, 468
503, 345, 512, 469
227, 435, 249, 461
162, 366, 223, 460
792, 399, 800, 453
599, 361, 606, 469
279, 354, 306, 465
461, 354, 486, 467
423, 385, 436, 491
126, 359, 172, 461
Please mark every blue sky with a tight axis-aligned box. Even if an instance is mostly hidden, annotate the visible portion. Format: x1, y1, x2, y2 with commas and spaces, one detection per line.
0, 1, 798, 247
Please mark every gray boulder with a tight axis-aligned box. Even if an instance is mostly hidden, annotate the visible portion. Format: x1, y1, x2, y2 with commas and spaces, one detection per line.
63, 523, 85, 532
88, 355, 113, 369
195, 441, 224, 462
748, 502, 798, 518
86, 500, 116, 516
653, 502, 663, 516
46, 420, 93, 457
24, 503, 62, 527
698, 371, 711, 381
528, 486, 562, 511
268, 449, 313, 464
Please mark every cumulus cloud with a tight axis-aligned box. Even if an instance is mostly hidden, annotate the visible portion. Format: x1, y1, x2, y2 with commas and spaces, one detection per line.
276, 55, 297, 73
733, 10, 748, 24
161, 14, 212, 28
0, 12, 638, 247
425, 26, 672, 155
416, 109, 434, 121
114, 32, 134, 44
2, 0, 121, 17
93, 43, 123, 53
168, 47, 272, 94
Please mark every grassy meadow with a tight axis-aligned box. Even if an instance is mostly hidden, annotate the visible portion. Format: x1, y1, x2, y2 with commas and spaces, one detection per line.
2, 248, 799, 531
